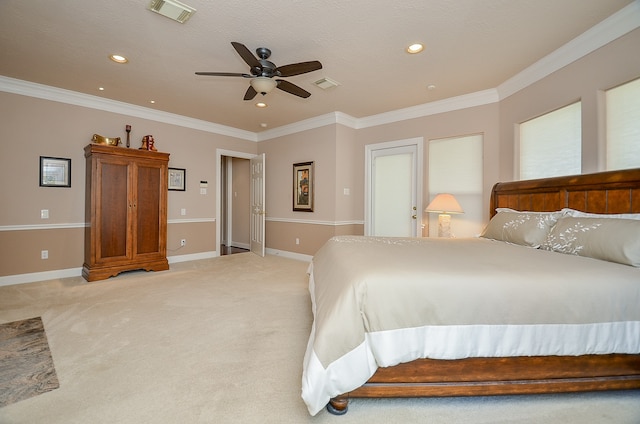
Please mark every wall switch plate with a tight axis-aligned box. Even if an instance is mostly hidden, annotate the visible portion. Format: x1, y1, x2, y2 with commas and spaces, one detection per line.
41, 209, 49, 219
200, 188, 207, 195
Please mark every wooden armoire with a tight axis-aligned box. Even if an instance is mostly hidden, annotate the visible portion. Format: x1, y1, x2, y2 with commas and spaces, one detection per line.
83, 144, 170, 281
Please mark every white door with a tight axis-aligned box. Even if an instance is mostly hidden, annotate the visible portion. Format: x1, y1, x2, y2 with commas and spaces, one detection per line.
250, 153, 265, 256
365, 139, 422, 237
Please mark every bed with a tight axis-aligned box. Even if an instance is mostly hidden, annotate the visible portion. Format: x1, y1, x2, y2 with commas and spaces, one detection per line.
301, 168, 640, 416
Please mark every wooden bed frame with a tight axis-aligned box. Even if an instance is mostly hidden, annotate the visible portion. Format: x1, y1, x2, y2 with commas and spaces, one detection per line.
328, 168, 640, 415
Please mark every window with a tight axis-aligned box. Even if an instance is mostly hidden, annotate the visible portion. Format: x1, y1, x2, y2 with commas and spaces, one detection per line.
606, 78, 640, 170
428, 134, 483, 237
519, 102, 581, 180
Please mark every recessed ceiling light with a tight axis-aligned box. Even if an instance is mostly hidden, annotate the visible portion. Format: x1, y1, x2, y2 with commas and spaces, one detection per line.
406, 43, 424, 54
255, 102, 267, 108
109, 54, 128, 64
260, 123, 268, 128
98, 87, 105, 91
149, 100, 156, 104
427, 84, 436, 90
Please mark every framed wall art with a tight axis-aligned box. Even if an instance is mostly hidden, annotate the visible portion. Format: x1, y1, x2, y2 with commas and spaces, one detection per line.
168, 167, 186, 191
40, 156, 71, 187
293, 161, 314, 212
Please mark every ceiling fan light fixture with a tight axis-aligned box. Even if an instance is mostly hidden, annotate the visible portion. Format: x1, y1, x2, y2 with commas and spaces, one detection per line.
250, 77, 277, 94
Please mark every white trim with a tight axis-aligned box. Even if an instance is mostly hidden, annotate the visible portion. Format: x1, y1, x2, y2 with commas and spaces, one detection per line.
168, 218, 216, 225
0, 222, 86, 231
0, 219, 214, 231
265, 248, 312, 262
266, 217, 363, 226
1, 4, 637, 143
0, 76, 257, 142
168, 251, 217, 263
497, 1, 640, 100
0, 267, 83, 287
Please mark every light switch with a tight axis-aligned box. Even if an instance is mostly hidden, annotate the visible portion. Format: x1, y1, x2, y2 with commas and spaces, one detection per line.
343, 188, 350, 195
200, 188, 207, 195
41, 209, 49, 219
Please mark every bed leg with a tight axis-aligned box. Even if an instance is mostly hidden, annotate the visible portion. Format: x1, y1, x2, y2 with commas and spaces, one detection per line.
327, 396, 349, 415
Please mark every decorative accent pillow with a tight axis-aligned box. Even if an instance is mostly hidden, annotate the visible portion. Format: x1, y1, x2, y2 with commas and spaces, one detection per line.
561, 208, 640, 220
480, 209, 562, 248
542, 216, 640, 267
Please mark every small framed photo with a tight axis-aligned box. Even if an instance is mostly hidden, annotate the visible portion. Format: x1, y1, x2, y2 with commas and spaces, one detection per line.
293, 161, 314, 212
40, 156, 71, 187
168, 167, 186, 191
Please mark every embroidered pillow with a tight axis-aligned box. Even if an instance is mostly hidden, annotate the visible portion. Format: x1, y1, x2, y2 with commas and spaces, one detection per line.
561, 208, 640, 220
542, 216, 640, 267
480, 209, 562, 248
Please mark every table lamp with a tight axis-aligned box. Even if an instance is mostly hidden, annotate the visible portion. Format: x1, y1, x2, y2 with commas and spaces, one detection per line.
425, 193, 464, 237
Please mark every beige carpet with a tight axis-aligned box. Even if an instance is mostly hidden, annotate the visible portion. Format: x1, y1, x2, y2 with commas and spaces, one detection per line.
0, 253, 638, 423
0, 316, 59, 407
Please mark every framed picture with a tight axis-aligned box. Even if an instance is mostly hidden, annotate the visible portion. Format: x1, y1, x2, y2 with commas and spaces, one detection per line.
168, 167, 186, 191
40, 156, 71, 187
293, 161, 314, 212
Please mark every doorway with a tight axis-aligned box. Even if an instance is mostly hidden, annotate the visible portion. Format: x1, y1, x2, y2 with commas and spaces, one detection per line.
216, 149, 263, 256
365, 138, 423, 237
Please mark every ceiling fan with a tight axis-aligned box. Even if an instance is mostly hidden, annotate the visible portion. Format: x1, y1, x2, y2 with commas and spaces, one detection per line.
195, 42, 323, 101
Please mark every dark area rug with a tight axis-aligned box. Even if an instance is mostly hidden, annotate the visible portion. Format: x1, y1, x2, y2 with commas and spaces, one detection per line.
0, 317, 59, 407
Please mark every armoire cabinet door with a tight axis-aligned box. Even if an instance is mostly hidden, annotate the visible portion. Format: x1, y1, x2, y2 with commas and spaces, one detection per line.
96, 158, 130, 262
134, 161, 166, 257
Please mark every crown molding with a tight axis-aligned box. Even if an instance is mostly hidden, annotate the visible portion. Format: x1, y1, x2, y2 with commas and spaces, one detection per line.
3, 2, 637, 142
497, 1, 640, 100
0, 76, 257, 142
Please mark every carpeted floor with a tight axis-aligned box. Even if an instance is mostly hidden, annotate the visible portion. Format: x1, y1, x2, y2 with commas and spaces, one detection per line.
0, 253, 638, 423
0, 316, 59, 407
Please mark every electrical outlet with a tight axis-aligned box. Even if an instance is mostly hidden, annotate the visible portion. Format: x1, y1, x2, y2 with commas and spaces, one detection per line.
41, 250, 48, 259
295, 238, 300, 245
180, 239, 186, 246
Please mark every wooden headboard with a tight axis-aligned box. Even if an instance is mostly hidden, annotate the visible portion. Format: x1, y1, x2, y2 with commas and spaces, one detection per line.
490, 168, 640, 217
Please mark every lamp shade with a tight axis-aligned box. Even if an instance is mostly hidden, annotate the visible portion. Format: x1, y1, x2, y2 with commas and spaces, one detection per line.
424, 193, 464, 214
250, 77, 277, 94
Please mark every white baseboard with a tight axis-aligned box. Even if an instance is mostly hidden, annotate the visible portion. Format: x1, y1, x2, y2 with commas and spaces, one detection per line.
0, 267, 83, 287
168, 251, 218, 263
265, 248, 312, 262
0, 249, 309, 287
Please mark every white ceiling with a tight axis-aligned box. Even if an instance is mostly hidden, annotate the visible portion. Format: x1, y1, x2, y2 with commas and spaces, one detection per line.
0, 0, 634, 133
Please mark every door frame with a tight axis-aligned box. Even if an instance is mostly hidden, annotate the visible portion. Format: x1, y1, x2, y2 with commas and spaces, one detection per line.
216, 149, 259, 256
364, 137, 424, 236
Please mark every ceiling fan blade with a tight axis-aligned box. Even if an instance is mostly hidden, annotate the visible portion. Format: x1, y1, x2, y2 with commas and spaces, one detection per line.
231, 42, 261, 70
195, 72, 252, 77
276, 80, 311, 98
277, 61, 322, 77
244, 85, 258, 101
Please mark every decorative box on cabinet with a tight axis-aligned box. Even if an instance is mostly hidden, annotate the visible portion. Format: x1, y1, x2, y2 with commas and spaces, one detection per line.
83, 144, 170, 281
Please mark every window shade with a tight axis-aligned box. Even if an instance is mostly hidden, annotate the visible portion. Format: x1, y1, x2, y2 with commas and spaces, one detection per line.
519, 102, 581, 180
606, 78, 640, 170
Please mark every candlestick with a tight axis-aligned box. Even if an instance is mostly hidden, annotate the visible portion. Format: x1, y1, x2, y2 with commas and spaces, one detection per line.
125, 124, 131, 148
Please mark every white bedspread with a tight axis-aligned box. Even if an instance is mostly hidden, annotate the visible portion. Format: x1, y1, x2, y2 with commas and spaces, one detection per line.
301, 236, 640, 415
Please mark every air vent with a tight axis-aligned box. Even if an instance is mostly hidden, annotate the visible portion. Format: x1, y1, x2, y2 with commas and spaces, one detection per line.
314, 77, 340, 90
148, 0, 196, 23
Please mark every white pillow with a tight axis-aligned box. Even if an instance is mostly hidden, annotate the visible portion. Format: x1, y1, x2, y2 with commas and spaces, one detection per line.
561, 208, 640, 220
542, 216, 640, 267
480, 209, 562, 248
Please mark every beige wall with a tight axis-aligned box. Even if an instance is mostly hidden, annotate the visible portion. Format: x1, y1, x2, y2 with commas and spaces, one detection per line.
499, 28, 640, 180
1, 26, 639, 281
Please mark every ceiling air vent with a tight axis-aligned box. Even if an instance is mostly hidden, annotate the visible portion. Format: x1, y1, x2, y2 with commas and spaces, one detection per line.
314, 77, 340, 90
147, 0, 196, 24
